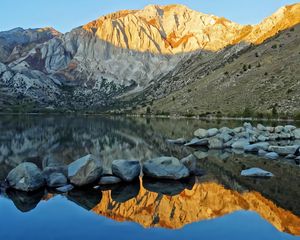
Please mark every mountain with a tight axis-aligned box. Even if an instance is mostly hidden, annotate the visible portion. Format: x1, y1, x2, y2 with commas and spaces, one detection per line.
0, 3, 300, 113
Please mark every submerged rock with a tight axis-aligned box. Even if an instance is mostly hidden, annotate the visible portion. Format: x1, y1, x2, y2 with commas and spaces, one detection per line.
143, 157, 189, 180
56, 184, 74, 193
184, 138, 208, 147
6, 162, 45, 192
166, 138, 187, 145
68, 154, 102, 187
244, 142, 270, 152
241, 168, 274, 178
99, 176, 122, 185
112, 160, 141, 182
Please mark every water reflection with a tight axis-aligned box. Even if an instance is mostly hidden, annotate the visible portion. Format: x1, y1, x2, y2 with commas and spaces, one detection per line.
0, 115, 300, 238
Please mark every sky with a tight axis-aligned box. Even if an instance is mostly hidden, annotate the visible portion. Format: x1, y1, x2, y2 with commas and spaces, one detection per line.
0, 0, 299, 33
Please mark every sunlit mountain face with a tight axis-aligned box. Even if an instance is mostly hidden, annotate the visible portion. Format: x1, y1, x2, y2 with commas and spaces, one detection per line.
1, 4, 300, 113
0, 116, 300, 239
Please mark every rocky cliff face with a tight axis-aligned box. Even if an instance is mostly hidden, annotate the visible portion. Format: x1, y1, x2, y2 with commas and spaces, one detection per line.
1, 3, 300, 111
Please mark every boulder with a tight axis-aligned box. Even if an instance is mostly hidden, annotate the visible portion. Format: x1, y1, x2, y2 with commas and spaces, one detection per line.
181, 154, 203, 175
99, 176, 122, 185
275, 126, 284, 133
184, 138, 208, 147
207, 128, 219, 137
233, 127, 244, 133
232, 139, 250, 149
293, 129, 300, 139
243, 122, 252, 130
258, 149, 268, 156
219, 132, 233, 143
265, 152, 279, 160
46, 173, 68, 188
68, 154, 102, 187
284, 125, 296, 132
244, 142, 270, 152
268, 145, 299, 156
6, 162, 45, 192
285, 154, 296, 159
266, 126, 275, 133
112, 160, 141, 182
257, 135, 269, 142
143, 157, 189, 180
194, 128, 208, 138
257, 124, 266, 131
241, 168, 274, 177
208, 137, 224, 149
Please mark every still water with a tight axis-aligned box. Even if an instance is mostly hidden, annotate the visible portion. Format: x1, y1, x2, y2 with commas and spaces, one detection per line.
0, 115, 299, 240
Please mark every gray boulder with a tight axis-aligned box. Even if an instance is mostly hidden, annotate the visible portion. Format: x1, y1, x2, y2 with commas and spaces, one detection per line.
68, 154, 102, 187
284, 125, 296, 132
244, 142, 270, 152
99, 176, 122, 185
241, 168, 274, 177
293, 129, 300, 139
268, 145, 299, 156
193, 151, 208, 160
46, 173, 67, 188
207, 128, 219, 137
275, 126, 284, 133
258, 149, 268, 156
143, 157, 189, 180
265, 152, 279, 160
232, 139, 250, 149
6, 162, 45, 192
208, 137, 224, 149
257, 124, 266, 131
112, 160, 141, 182
194, 128, 208, 138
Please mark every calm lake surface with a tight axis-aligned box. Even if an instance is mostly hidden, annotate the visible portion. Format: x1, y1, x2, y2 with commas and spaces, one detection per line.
0, 115, 300, 240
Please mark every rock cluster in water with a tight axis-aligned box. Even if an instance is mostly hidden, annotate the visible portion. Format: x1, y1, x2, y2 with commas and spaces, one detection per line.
179, 122, 300, 160
4, 154, 197, 192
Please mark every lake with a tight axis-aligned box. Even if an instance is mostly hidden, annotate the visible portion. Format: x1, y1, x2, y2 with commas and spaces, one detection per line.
0, 115, 299, 240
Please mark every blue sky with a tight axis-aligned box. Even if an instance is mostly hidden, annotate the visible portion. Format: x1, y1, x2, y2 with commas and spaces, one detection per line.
0, 0, 299, 33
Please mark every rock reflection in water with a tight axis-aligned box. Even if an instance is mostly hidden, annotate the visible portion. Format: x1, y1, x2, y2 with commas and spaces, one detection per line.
110, 181, 140, 203
5, 188, 45, 212
67, 188, 102, 210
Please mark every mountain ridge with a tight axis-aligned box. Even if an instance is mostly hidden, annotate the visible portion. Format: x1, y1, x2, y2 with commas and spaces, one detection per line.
0, 3, 300, 113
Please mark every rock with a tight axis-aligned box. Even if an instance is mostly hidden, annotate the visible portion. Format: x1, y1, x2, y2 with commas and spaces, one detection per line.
284, 125, 296, 132
275, 126, 284, 133
6, 162, 45, 192
241, 168, 274, 177
266, 126, 275, 133
258, 149, 268, 156
166, 138, 187, 145
257, 135, 269, 142
224, 139, 236, 148
265, 152, 279, 160
112, 160, 141, 182
233, 127, 244, 133
268, 145, 299, 156
257, 124, 266, 131
285, 154, 296, 159
46, 173, 68, 188
244, 142, 270, 152
207, 128, 219, 137
232, 139, 250, 149
181, 154, 203, 175
243, 122, 252, 130
68, 154, 102, 187
193, 151, 208, 160
208, 137, 224, 149
56, 184, 74, 193
219, 132, 233, 143
194, 128, 208, 138
0, 62, 7, 74
143, 157, 189, 180
99, 176, 122, 185
293, 129, 300, 139
184, 138, 208, 147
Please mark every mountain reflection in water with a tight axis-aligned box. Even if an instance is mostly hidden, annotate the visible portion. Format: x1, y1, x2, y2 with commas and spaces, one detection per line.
0, 115, 300, 239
